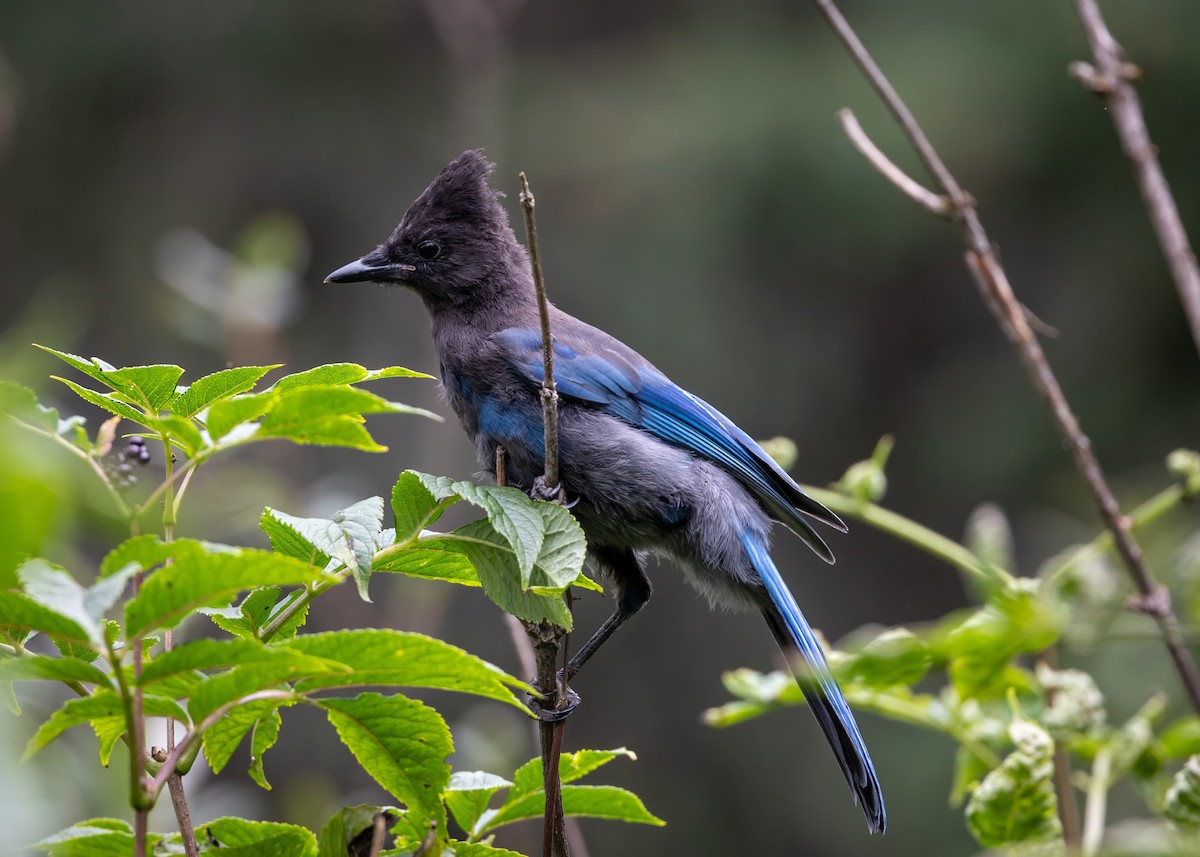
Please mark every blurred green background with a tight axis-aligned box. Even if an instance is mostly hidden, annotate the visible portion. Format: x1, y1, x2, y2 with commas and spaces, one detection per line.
1, 1, 1198, 854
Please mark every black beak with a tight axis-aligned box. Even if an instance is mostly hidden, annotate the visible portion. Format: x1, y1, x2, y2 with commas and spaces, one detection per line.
324, 257, 417, 284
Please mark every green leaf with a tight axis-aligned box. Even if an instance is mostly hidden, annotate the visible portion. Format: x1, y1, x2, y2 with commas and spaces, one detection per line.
23, 690, 188, 761
1165, 755, 1200, 827
390, 471, 453, 544
50, 377, 147, 424
443, 518, 576, 628
285, 629, 530, 711
249, 704, 285, 789
373, 538, 482, 588
263, 497, 384, 601
439, 843, 527, 857
445, 771, 513, 838
150, 415, 204, 457
943, 578, 1064, 698
101, 364, 185, 411
258, 386, 402, 451
1161, 716, 1200, 761
187, 660, 317, 725
0, 653, 112, 689
317, 805, 396, 857
510, 748, 638, 796
486, 785, 664, 832
838, 627, 932, 688
16, 559, 106, 646
172, 365, 281, 418
99, 534, 205, 578
124, 549, 327, 639
35, 346, 120, 386
0, 590, 93, 652
965, 718, 1062, 848
272, 363, 431, 391
318, 693, 452, 831
139, 637, 347, 691
29, 818, 149, 856
197, 818, 317, 856
0, 380, 60, 433
206, 392, 275, 441
202, 697, 294, 777
1036, 663, 1106, 739
203, 586, 310, 642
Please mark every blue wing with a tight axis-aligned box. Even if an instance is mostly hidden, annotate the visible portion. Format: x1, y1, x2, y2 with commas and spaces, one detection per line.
494, 327, 845, 561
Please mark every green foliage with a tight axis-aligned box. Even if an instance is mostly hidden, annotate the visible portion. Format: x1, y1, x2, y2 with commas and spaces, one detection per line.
706, 438, 1200, 853
1, 351, 652, 857
964, 716, 1062, 848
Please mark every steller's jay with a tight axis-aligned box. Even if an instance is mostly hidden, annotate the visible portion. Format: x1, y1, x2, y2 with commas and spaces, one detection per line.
327, 150, 885, 833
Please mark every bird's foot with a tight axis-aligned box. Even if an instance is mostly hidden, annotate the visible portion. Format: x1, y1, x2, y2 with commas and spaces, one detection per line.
530, 476, 564, 503
527, 682, 581, 722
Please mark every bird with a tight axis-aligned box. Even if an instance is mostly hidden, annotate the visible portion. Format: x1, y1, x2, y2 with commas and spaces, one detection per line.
326, 149, 885, 833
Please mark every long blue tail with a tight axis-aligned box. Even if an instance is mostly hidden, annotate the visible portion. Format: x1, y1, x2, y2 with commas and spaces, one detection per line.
742, 532, 886, 834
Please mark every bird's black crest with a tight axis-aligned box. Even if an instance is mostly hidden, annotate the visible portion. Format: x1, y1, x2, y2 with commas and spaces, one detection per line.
392, 149, 508, 243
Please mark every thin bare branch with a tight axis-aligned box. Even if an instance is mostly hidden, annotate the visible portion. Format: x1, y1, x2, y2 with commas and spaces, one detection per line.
1071, 0, 1200, 359
519, 172, 562, 496
838, 109, 952, 217
813, 0, 1200, 715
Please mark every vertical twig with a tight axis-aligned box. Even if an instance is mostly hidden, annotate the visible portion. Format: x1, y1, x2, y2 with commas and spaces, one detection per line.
811, 0, 1200, 716
1069, 0, 1200, 359
519, 172, 561, 495
519, 170, 572, 857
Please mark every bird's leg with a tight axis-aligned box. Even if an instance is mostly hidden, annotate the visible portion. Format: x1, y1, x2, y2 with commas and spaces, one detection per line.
531, 475, 564, 503
563, 546, 652, 682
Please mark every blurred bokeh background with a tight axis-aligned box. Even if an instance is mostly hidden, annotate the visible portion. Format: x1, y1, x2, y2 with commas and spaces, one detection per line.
1, 1, 1198, 854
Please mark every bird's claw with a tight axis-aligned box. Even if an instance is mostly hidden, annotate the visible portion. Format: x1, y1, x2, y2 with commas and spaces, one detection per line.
527, 684, 581, 722
530, 476, 563, 502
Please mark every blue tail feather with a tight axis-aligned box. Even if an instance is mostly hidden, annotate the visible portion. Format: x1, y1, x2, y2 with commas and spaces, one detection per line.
742, 531, 886, 834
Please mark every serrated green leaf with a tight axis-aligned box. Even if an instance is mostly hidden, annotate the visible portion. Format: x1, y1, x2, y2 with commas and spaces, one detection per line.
197, 818, 316, 856
206, 392, 275, 441
273, 363, 431, 391
390, 471, 453, 544
943, 578, 1064, 698
1161, 717, 1200, 761
150, 415, 204, 456
23, 690, 188, 761
186, 660, 316, 725
29, 818, 149, 856
0, 653, 112, 689
140, 638, 347, 690
285, 629, 529, 711
443, 518, 576, 628
446, 771, 513, 838
440, 842, 527, 857
263, 498, 383, 601
172, 365, 280, 418
51, 377, 147, 424
373, 539, 482, 587
485, 785, 664, 833
258, 386, 399, 449
16, 559, 105, 646
99, 535, 207, 578
965, 718, 1062, 848
102, 364, 185, 411
202, 697, 294, 777
124, 549, 327, 639
839, 627, 932, 688
35, 346, 119, 385
510, 748, 637, 797
249, 704, 285, 789
412, 474, 544, 584
203, 586, 310, 642
318, 693, 451, 831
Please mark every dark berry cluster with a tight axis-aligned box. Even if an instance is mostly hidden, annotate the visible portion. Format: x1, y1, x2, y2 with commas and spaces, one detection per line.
105, 436, 153, 490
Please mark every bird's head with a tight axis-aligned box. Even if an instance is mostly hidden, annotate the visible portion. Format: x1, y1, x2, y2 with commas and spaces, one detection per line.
325, 149, 519, 307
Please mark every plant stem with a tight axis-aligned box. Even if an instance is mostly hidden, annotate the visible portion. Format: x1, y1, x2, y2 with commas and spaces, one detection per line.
6, 418, 133, 518
258, 573, 348, 643
1070, 0, 1200, 359
519, 171, 561, 495
811, 0, 1200, 716
801, 485, 1001, 586
1081, 747, 1111, 856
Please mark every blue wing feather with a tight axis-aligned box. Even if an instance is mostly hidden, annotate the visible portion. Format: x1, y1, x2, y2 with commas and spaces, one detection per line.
495, 327, 844, 559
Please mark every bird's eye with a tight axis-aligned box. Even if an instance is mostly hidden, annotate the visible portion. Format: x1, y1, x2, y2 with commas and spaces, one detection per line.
416, 240, 441, 261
